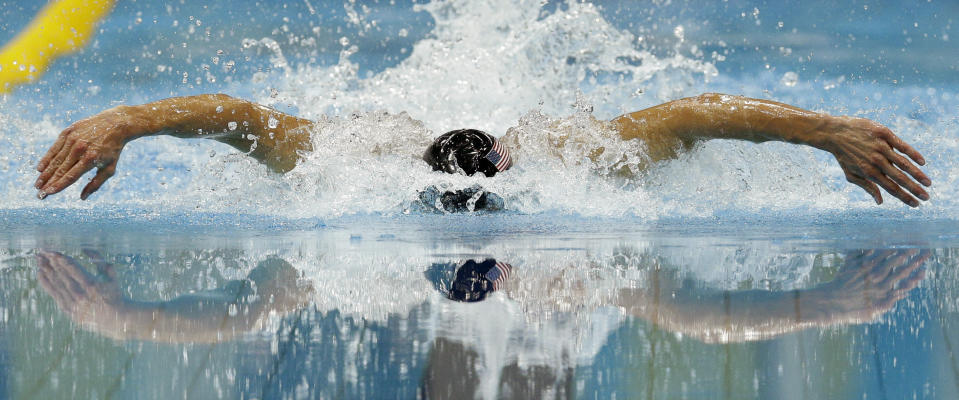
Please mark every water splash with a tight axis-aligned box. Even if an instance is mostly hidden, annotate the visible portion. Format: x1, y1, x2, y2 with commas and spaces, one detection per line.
1, 0, 956, 222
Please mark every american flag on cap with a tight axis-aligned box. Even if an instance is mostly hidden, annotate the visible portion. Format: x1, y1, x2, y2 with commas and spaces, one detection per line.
484, 139, 513, 172
485, 261, 513, 291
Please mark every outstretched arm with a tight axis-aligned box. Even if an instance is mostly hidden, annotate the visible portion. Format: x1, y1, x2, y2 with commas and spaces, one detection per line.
612, 93, 931, 207
616, 249, 928, 343
35, 94, 314, 200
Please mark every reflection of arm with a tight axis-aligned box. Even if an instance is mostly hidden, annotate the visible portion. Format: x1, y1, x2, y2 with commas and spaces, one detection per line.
84, 293, 275, 343
90, 258, 308, 343
615, 250, 927, 343
617, 287, 826, 343
38, 252, 309, 343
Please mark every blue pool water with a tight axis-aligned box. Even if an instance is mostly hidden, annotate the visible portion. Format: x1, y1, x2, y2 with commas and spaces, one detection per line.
1, 0, 958, 398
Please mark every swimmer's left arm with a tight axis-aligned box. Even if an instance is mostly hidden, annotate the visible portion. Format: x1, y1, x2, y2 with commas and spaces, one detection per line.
612, 93, 931, 207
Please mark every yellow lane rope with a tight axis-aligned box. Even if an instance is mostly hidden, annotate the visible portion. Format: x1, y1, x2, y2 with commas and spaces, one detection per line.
0, 0, 115, 94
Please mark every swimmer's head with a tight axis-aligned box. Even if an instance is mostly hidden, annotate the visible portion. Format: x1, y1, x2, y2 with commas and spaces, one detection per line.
423, 129, 513, 177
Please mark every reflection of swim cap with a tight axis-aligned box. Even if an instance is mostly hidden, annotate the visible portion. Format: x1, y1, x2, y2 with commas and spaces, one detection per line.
423, 129, 513, 177
447, 259, 513, 303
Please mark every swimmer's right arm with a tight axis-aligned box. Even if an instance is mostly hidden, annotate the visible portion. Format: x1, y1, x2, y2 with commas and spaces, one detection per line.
35, 94, 314, 200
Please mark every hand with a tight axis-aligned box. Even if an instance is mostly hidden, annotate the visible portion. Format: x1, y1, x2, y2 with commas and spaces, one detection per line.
36, 250, 124, 324
35, 107, 139, 200
822, 116, 931, 207
808, 249, 927, 324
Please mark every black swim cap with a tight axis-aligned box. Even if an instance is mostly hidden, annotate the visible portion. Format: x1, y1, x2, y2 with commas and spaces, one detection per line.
423, 129, 513, 177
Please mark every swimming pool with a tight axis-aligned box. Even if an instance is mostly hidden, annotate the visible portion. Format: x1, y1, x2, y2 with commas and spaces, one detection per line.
1, 0, 958, 398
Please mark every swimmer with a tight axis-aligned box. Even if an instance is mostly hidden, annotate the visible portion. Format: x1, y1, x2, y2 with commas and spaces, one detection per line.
34, 93, 931, 207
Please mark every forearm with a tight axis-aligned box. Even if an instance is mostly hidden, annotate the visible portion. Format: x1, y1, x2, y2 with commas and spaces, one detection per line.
618, 287, 832, 343
117, 94, 314, 172
83, 296, 267, 343
612, 93, 834, 162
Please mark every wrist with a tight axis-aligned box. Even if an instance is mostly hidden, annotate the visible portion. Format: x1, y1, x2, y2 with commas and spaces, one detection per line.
800, 114, 841, 152
107, 104, 155, 142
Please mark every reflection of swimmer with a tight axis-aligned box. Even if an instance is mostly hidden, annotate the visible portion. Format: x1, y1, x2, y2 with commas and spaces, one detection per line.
415, 251, 928, 397
34, 93, 931, 208
36, 249, 926, 344
432, 252, 927, 341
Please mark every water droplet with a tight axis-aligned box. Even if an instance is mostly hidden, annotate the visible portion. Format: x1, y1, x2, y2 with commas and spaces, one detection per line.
215, 106, 224, 113
267, 116, 279, 129
780, 71, 798, 87
228, 121, 238, 131
339, 37, 350, 46
398, 28, 408, 38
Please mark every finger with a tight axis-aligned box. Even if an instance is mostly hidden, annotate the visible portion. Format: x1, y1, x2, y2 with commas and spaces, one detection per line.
42, 153, 95, 197
876, 296, 901, 313
46, 258, 83, 303
41, 143, 88, 195
80, 162, 117, 200
36, 143, 74, 192
49, 251, 96, 288
846, 174, 883, 205
37, 130, 69, 172
35, 251, 52, 269
883, 147, 931, 187
900, 267, 927, 291
37, 267, 73, 309
867, 171, 919, 207
872, 250, 912, 284
82, 249, 116, 279
861, 249, 892, 272
881, 252, 923, 287
37, 263, 55, 292
878, 128, 925, 166
876, 157, 929, 201
914, 249, 932, 266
